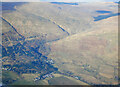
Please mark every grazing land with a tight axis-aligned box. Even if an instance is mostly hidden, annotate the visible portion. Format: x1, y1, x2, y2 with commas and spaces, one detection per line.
1, 2, 118, 85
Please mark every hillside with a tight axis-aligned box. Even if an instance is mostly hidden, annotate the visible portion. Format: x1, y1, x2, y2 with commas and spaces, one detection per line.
48, 16, 118, 84
2, 2, 119, 85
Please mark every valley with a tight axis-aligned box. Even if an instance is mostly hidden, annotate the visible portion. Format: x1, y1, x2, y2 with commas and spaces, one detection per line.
1, 2, 119, 85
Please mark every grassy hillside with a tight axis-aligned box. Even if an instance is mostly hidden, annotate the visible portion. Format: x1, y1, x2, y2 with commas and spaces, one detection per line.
48, 76, 82, 85
48, 16, 118, 85
2, 2, 118, 85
